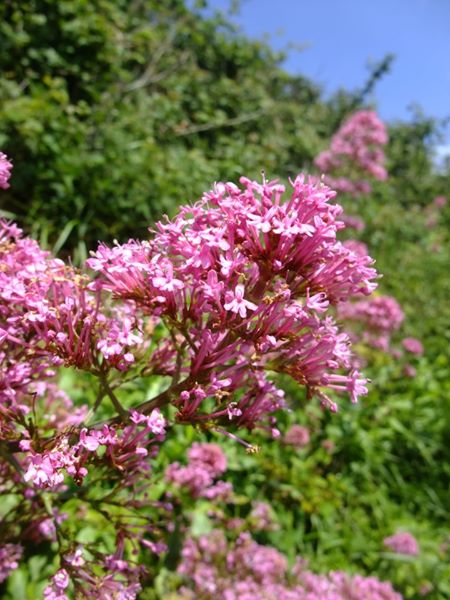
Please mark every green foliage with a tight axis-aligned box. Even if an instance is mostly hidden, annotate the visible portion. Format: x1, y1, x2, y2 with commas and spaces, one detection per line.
0, 0, 327, 260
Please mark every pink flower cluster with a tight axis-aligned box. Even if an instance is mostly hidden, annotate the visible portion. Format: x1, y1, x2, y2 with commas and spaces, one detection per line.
423, 196, 448, 230
0, 155, 382, 596
44, 569, 70, 600
0, 219, 144, 428
433, 196, 447, 209
0, 220, 64, 415
341, 214, 365, 232
177, 530, 403, 599
338, 295, 405, 353
166, 442, 232, 499
0, 152, 12, 189
283, 424, 310, 448
44, 541, 145, 600
23, 408, 165, 489
299, 571, 404, 600
0, 544, 23, 583
89, 175, 378, 423
342, 239, 369, 258
383, 532, 419, 556
402, 337, 424, 355
424, 195, 447, 229
315, 110, 388, 196
338, 293, 423, 374
249, 501, 276, 531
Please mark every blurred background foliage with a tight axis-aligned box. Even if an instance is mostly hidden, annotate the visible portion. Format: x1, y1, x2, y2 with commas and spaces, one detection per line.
3, 0, 447, 259
0, 1, 449, 599
0, 0, 325, 260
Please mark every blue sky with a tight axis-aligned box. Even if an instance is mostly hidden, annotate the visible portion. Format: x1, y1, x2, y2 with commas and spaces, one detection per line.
207, 0, 450, 147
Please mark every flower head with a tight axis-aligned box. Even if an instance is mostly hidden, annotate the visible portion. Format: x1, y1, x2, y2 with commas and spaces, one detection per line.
384, 532, 419, 555
0, 152, 12, 189
402, 337, 424, 355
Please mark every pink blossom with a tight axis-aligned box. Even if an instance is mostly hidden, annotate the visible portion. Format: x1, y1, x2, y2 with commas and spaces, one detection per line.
0, 544, 23, 583
152, 262, 185, 292
89, 174, 378, 420
343, 239, 368, 257
177, 531, 403, 599
79, 428, 101, 452
145, 408, 166, 435
384, 532, 419, 555
166, 461, 213, 496
321, 439, 335, 453
315, 110, 388, 196
419, 582, 433, 596
65, 546, 85, 567
187, 442, 227, 476
33, 511, 67, 542
141, 540, 168, 554
433, 195, 447, 208
52, 569, 70, 590
402, 337, 424, 355
284, 425, 310, 448
341, 214, 365, 231
201, 480, 233, 500
338, 295, 405, 359
249, 502, 275, 531
24, 452, 67, 489
224, 284, 258, 318
165, 442, 228, 497
0, 152, 12, 189
402, 364, 417, 378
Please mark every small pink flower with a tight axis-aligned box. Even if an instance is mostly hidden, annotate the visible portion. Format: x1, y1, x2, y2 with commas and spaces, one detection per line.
65, 546, 85, 567
43, 569, 70, 600
402, 364, 417, 378
402, 337, 423, 355
247, 208, 275, 233
0, 152, 13, 189
188, 442, 227, 476
384, 532, 419, 555
141, 540, 168, 554
224, 284, 257, 318
0, 544, 23, 583
79, 428, 100, 452
284, 425, 310, 448
152, 263, 184, 292
305, 290, 329, 313
321, 439, 335, 453
227, 402, 242, 420
342, 214, 365, 231
130, 410, 147, 425
314, 110, 388, 197
53, 569, 70, 590
146, 409, 166, 435
433, 195, 447, 208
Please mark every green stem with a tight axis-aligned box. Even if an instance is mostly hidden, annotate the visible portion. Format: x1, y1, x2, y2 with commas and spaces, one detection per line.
100, 373, 128, 420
